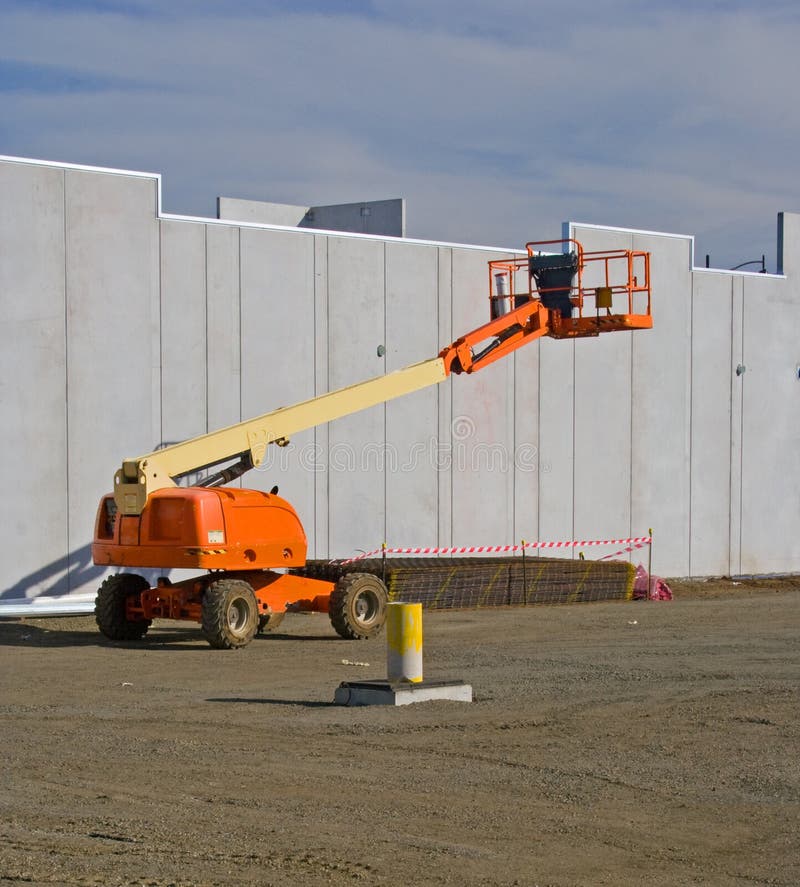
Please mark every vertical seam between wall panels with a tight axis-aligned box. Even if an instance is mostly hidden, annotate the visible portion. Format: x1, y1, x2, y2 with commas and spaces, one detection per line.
238, 228, 243, 423
512, 339, 518, 545
632, 231, 638, 562
569, 225, 576, 553
510, 255, 518, 546
326, 237, 330, 557
383, 241, 388, 549
450, 249, 454, 546
512, 350, 516, 545
204, 225, 209, 433
629, 315, 634, 545
628, 232, 635, 554
158, 220, 163, 448
312, 237, 317, 557
687, 274, 694, 575
728, 278, 734, 575
738, 282, 745, 575
235, 228, 243, 488
435, 248, 440, 546
154, 193, 162, 470
537, 314, 541, 550
569, 227, 575, 552
63, 170, 70, 588
571, 339, 576, 552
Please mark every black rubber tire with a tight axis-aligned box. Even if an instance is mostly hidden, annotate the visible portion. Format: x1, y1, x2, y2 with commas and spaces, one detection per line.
201, 579, 259, 649
329, 573, 388, 640
95, 573, 151, 641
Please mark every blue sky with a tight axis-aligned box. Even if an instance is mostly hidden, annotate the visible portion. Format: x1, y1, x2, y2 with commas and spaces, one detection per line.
2, 0, 799, 269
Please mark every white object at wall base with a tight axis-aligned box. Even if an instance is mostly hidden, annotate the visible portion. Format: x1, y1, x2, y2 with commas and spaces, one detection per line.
0, 598, 95, 618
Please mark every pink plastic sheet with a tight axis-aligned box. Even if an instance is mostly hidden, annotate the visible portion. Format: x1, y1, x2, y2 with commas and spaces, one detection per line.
633, 564, 673, 601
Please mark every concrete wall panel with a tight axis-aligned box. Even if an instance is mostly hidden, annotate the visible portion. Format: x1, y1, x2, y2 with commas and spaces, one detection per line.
436, 248, 454, 547
309, 199, 405, 237
537, 336, 574, 551
729, 277, 745, 575
0, 163, 68, 602
777, 211, 800, 277
573, 228, 634, 545
450, 248, 515, 545
312, 235, 330, 558
160, 221, 207, 447
629, 231, 693, 575
218, 197, 405, 237
326, 236, 386, 555
157, 221, 210, 588
385, 241, 439, 546
240, 228, 316, 535
574, 331, 632, 540
512, 335, 540, 544
218, 197, 308, 227
689, 273, 733, 576
740, 275, 800, 573
206, 224, 241, 433
64, 170, 159, 595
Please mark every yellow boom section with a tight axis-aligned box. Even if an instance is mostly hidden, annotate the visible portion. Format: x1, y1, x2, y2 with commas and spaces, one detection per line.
114, 357, 447, 515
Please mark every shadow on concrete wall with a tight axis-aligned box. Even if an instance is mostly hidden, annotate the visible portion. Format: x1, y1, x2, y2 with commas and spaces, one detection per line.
1, 441, 210, 606
0, 544, 104, 603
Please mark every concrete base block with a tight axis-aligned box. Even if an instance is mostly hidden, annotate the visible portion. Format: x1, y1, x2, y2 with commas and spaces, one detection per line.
334, 679, 473, 707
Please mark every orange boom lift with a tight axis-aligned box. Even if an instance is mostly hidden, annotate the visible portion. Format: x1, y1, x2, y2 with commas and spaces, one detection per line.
92, 239, 651, 648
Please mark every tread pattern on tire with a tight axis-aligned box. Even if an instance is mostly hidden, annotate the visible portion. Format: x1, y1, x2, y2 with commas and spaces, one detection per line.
95, 573, 151, 641
329, 572, 388, 640
201, 578, 259, 650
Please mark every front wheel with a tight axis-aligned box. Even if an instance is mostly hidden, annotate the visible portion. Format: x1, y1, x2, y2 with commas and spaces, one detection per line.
95, 573, 151, 641
201, 579, 259, 649
329, 573, 388, 640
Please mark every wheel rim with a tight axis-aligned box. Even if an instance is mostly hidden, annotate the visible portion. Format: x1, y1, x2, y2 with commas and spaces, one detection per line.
354, 590, 378, 625
227, 598, 250, 634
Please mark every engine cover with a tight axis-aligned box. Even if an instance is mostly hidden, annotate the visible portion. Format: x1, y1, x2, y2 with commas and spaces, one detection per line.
92, 486, 308, 570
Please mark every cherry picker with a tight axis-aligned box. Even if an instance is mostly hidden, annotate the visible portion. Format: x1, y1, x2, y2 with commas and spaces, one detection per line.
92, 239, 651, 648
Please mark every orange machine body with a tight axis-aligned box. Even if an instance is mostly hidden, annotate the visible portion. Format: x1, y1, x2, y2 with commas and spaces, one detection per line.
93, 486, 309, 571
92, 486, 333, 622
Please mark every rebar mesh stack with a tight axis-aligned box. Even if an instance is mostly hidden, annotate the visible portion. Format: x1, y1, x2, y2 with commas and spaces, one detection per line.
300, 556, 635, 609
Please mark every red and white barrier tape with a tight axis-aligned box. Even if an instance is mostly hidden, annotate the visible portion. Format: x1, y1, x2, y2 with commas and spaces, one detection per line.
599, 540, 651, 561
336, 536, 652, 565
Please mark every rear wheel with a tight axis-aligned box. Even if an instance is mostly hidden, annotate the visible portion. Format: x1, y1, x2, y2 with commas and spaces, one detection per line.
329, 573, 388, 639
201, 579, 259, 649
95, 573, 151, 641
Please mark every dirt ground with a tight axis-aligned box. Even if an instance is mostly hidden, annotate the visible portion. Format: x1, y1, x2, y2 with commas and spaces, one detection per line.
1, 577, 798, 887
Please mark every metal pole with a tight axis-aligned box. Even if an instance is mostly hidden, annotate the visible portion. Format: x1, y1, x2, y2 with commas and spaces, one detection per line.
648, 527, 654, 599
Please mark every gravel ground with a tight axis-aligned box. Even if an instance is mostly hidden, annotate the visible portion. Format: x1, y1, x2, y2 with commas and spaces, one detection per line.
1, 577, 798, 886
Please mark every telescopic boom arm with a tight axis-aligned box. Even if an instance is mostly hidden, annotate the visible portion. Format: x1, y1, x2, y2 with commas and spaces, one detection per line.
114, 358, 448, 516
113, 239, 652, 516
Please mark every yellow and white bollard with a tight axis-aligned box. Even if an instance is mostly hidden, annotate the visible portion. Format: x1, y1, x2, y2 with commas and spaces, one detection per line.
386, 602, 423, 683
334, 599, 471, 705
